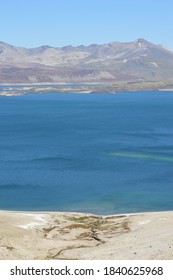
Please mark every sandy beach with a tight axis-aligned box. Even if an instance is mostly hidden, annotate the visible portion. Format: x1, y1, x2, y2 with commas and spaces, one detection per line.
0, 210, 173, 260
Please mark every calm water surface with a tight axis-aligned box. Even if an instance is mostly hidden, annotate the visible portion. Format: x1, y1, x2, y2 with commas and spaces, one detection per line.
0, 91, 173, 214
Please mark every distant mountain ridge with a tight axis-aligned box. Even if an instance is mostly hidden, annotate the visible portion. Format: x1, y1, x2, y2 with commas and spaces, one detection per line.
0, 38, 173, 83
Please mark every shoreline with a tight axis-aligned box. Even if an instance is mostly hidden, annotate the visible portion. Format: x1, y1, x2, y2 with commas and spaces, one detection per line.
0, 82, 173, 96
0, 208, 173, 216
0, 209, 173, 260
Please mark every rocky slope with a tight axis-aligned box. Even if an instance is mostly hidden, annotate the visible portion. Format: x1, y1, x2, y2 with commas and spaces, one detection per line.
0, 38, 173, 83
0, 211, 173, 259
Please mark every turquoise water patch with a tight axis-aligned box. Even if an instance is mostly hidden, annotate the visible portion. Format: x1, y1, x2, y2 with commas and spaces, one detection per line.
110, 152, 173, 163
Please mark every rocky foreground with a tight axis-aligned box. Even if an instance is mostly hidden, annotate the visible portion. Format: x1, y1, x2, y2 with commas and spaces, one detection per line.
0, 210, 173, 260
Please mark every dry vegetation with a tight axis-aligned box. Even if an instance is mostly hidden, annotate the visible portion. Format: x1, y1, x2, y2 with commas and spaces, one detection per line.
0, 211, 173, 260
42, 214, 130, 259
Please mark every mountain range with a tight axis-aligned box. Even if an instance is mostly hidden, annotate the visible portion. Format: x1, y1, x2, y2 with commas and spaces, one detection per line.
0, 38, 173, 84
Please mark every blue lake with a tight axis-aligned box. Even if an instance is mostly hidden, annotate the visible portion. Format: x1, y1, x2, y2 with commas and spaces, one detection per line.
0, 91, 173, 214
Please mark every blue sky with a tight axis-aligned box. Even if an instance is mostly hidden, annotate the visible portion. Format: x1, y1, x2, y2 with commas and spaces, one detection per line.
1, 0, 173, 49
